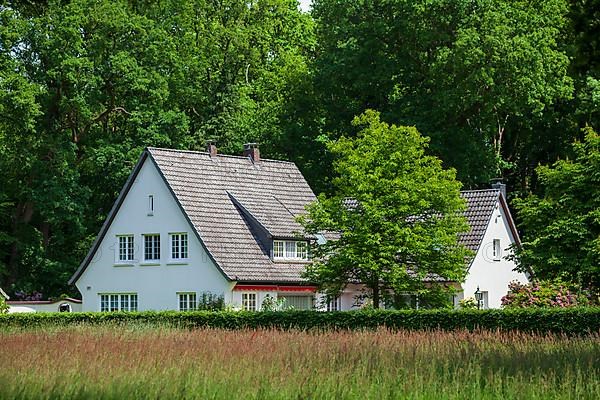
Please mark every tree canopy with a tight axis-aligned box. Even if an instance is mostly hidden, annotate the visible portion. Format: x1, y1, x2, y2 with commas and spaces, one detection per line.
300, 111, 470, 308
514, 128, 600, 290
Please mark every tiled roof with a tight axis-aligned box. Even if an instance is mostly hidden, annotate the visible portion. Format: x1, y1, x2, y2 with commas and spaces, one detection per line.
459, 189, 500, 253
148, 148, 316, 282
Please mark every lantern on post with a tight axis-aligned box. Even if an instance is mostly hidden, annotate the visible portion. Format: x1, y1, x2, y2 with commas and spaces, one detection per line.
474, 286, 483, 309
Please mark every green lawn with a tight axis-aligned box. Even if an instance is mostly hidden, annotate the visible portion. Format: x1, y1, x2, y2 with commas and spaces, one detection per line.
0, 325, 598, 399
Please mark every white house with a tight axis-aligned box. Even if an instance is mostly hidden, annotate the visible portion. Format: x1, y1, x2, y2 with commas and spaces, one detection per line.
70, 143, 527, 311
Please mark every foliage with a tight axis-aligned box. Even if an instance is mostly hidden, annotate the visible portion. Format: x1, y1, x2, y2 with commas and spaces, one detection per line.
311, 0, 573, 186
0, 0, 314, 296
501, 279, 599, 308
196, 292, 225, 311
0, 296, 7, 314
2, 308, 599, 335
300, 111, 470, 308
260, 294, 293, 311
513, 128, 600, 290
1, 327, 598, 399
459, 297, 478, 310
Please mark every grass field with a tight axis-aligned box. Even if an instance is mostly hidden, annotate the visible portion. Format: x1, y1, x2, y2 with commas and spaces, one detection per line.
0, 325, 598, 399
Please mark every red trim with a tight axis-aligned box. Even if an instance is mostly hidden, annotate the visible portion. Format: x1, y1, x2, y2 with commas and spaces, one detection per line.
233, 285, 317, 293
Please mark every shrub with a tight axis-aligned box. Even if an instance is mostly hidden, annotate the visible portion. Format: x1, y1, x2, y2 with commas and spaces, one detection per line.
501, 279, 599, 308
0, 297, 8, 314
459, 297, 477, 309
196, 292, 225, 311
0, 308, 598, 335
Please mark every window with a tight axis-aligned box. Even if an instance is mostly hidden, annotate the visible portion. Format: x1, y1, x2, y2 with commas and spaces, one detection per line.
280, 295, 313, 310
272, 240, 309, 260
143, 234, 160, 261
493, 239, 501, 261
273, 240, 284, 258
285, 241, 296, 258
148, 195, 154, 215
170, 233, 188, 260
100, 294, 137, 312
178, 293, 197, 311
241, 293, 257, 311
297, 241, 308, 259
118, 235, 134, 262
326, 296, 341, 312
478, 291, 489, 309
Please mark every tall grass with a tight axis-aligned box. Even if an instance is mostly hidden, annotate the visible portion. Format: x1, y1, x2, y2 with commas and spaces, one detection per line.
1, 325, 598, 399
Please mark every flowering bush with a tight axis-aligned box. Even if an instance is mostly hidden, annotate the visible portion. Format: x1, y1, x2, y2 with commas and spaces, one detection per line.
459, 297, 477, 309
501, 280, 598, 308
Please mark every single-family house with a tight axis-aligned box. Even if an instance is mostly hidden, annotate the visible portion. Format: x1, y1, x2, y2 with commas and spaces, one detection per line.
70, 143, 527, 311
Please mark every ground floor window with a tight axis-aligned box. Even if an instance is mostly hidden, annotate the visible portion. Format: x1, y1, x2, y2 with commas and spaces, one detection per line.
241, 292, 257, 311
280, 295, 313, 310
326, 296, 341, 311
178, 292, 197, 311
100, 293, 138, 312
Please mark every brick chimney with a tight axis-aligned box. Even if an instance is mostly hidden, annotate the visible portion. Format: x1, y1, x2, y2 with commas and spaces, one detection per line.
243, 143, 260, 162
206, 140, 217, 157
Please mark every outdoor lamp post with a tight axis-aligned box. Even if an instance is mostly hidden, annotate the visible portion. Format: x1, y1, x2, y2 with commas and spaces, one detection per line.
474, 286, 483, 309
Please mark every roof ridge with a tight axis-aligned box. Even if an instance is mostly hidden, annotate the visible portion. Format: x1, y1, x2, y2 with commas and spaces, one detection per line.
146, 147, 297, 165
460, 189, 500, 193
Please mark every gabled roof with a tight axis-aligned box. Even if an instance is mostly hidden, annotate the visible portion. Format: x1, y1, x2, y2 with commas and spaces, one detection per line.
149, 148, 317, 282
70, 147, 317, 285
459, 189, 521, 267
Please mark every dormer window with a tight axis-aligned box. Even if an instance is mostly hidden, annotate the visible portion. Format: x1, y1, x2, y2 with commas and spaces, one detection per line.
273, 240, 308, 260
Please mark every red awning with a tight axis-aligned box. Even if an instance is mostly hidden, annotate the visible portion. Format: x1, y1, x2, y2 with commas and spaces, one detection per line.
233, 285, 317, 293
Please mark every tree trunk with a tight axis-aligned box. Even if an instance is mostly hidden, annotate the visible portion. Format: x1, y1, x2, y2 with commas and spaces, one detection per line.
372, 284, 380, 309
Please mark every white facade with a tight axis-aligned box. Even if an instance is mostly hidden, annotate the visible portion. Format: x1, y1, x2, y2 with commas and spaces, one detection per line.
458, 201, 528, 308
75, 158, 233, 311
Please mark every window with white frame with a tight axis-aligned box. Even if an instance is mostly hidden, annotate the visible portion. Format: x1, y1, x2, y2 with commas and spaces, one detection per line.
241, 293, 257, 311
148, 195, 154, 215
178, 292, 197, 311
326, 296, 341, 312
273, 240, 284, 258
118, 235, 134, 262
143, 234, 160, 261
493, 239, 501, 261
100, 294, 138, 312
170, 233, 188, 260
272, 240, 309, 260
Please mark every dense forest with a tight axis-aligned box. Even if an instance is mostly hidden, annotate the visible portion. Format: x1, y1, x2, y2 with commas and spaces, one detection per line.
1, 0, 599, 297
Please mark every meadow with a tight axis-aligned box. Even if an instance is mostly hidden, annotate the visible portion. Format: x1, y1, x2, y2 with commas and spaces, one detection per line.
0, 325, 598, 399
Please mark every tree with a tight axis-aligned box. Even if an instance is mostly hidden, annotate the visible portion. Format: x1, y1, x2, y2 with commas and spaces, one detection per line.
311, 0, 573, 189
0, 0, 314, 296
513, 128, 600, 290
299, 111, 470, 308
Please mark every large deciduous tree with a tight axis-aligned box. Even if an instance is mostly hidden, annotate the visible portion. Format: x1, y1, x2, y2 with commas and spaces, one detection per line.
311, 0, 573, 189
300, 111, 470, 308
513, 128, 600, 291
0, 0, 313, 296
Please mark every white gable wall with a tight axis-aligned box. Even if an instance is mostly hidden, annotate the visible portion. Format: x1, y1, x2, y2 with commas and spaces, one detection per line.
75, 158, 232, 311
460, 201, 528, 308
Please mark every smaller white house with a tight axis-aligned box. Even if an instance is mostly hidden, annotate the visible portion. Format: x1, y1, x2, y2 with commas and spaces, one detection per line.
6, 298, 82, 313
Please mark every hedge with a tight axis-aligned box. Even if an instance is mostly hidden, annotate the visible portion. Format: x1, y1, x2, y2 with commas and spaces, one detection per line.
1, 308, 599, 335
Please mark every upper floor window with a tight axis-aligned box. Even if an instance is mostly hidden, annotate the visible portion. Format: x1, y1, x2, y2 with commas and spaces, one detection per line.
170, 233, 188, 260
148, 195, 154, 216
144, 234, 160, 261
493, 239, 501, 261
100, 293, 138, 312
273, 240, 309, 260
118, 235, 134, 262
